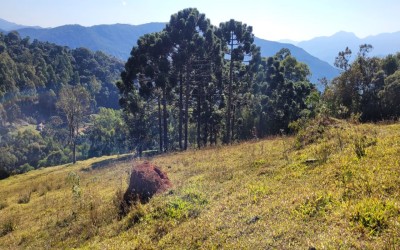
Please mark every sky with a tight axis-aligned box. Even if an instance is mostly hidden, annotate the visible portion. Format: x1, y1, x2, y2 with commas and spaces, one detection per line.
0, 0, 399, 41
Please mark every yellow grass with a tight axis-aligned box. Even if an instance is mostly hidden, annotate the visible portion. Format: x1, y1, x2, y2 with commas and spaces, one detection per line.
1, 122, 399, 249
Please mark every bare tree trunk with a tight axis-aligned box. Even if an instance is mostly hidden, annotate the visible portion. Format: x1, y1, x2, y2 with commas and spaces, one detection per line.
231, 104, 235, 142
226, 31, 234, 144
72, 124, 77, 164
162, 88, 168, 152
73, 140, 76, 164
184, 65, 190, 150
157, 96, 163, 153
179, 71, 183, 150
196, 95, 201, 149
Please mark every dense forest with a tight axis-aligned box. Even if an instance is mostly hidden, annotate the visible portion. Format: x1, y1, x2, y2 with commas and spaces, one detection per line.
1, 8, 400, 177
0, 31, 129, 178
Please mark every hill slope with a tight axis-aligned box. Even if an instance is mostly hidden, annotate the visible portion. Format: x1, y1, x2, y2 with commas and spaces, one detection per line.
0, 18, 40, 31
17, 23, 166, 60
298, 31, 400, 65
254, 37, 339, 84
15, 22, 339, 82
1, 121, 399, 249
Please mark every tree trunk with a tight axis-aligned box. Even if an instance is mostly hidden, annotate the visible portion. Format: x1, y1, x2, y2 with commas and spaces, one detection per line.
196, 95, 201, 149
226, 31, 234, 144
179, 71, 183, 150
162, 88, 168, 152
157, 96, 163, 153
184, 65, 190, 150
72, 124, 77, 164
203, 112, 208, 146
231, 104, 235, 142
73, 140, 76, 164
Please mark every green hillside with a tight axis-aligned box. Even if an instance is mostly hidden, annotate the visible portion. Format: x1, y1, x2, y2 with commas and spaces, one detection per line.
1, 121, 399, 249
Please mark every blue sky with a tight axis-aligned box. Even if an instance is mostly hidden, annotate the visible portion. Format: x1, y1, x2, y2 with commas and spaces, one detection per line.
0, 0, 399, 41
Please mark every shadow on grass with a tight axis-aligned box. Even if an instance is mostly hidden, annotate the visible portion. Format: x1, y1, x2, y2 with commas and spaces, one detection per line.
82, 154, 135, 172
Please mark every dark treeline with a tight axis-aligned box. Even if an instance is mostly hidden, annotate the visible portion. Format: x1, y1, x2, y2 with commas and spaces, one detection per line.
117, 8, 316, 156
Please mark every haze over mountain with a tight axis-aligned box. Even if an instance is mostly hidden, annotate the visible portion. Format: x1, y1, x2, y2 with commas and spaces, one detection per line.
1, 20, 338, 84
297, 31, 400, 66
254, 38, 338, 84
16, 23, 166, 60
0, 17, 40, 31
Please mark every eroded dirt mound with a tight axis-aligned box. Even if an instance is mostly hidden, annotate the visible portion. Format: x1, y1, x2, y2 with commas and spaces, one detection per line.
123, 161, 172, 204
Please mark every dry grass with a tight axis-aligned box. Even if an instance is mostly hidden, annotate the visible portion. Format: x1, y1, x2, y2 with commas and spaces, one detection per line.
0, 122, 399, 249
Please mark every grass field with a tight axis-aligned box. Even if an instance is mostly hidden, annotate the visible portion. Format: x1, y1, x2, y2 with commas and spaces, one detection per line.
1, 120, 399, 249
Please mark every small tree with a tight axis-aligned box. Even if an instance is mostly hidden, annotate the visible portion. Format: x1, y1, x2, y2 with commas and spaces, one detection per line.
56, 85, 90, 164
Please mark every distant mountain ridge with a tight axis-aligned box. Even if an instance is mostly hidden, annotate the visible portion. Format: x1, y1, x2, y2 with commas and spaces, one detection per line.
16, 23, 166, 59
1, 19, 339, 83
297, 31, 400, 65
254, 38, 339, 84
0, 17, 40, 31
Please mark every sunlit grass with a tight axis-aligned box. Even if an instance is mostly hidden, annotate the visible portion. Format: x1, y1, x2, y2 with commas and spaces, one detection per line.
0, 122, 399, 249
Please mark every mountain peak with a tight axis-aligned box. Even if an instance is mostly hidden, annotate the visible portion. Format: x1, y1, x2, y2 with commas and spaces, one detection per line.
332, 31, 358, 38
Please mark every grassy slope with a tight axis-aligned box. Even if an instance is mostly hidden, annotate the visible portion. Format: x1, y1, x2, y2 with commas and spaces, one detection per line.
0, 121, 399, 249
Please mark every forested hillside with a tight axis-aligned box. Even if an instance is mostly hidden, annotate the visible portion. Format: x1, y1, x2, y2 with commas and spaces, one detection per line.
0, 31, 128, 177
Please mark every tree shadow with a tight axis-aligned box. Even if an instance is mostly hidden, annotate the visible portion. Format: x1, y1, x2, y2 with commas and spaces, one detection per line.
82, 154, 134, 172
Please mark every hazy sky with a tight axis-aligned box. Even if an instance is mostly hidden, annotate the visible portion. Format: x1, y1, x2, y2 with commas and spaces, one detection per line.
0, 0, 399, 41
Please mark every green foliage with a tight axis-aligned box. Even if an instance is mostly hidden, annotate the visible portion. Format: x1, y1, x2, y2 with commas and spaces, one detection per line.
56, 84, 91, 164
351, 198, 398, 235
119, 17, 316, 153
314, 141, 334, 164
87, 108, 130, 157
295, 193, 334, 218
38, 150, 69, 167
379, 70, 400, 118
17, 163, 34, 174
150, 190, 208, 222
66, 171, 81, 199
327, 47, 400, 121
0, 31, 125, 176
352, 133, 377, 159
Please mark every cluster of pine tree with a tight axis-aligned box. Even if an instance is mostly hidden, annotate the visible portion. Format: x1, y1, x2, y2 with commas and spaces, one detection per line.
117, 8, 316, 155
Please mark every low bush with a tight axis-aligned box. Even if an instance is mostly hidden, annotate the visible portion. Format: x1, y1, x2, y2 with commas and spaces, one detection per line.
351, 198, 398, 235
17, 191, 31, 204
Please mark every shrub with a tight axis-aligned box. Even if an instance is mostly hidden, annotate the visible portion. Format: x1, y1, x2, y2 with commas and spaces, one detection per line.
126, 203, 146, 229
0, 219, 16, 237
38, 150, 69, 168
17, 163, 34, 174
292, 116, 337, 149
0, 201, 8, 210
295, 193, 334, 218
17, 191, 31, 204
351, 198, 398, 235
314, 141, 334, 164
353, 133, 377, 159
